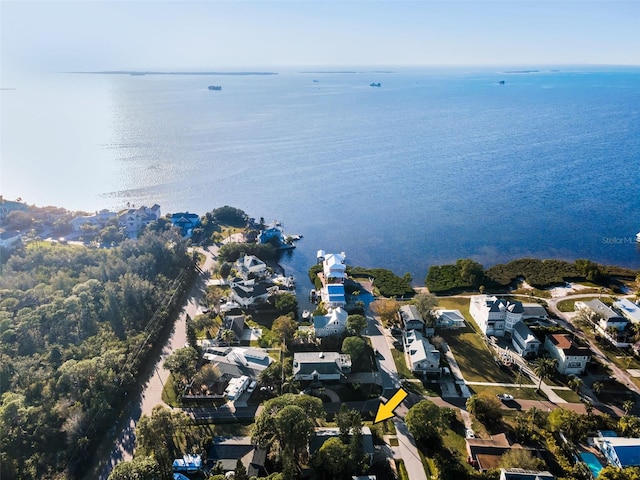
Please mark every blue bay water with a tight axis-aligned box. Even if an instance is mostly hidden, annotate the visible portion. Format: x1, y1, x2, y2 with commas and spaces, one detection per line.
1, 67, 639, 285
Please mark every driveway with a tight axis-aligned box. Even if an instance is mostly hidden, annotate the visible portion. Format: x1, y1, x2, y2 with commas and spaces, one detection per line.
367, 315, 401, 391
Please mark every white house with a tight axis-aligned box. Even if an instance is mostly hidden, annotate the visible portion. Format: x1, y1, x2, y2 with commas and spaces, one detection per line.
499, 469, 554, 480
614, 299, 640, 324
435, 309, 466, 329
575, 299, 630, 347
118, 204, 161, 238
511, 321, 541, 358
470, 295, 524, 337
235, 254, 269, 280
594, 435, 640, 469
292, 351, 351, 381
317, 251, 347, 307
201, 345, 273, 379
543, 334, 591, 375
399, 305, 425, 332
69, 209, 117, 232
228, 279, 277, 308
404, 330, 440, 376
522, 304, 549, 322
313, 307, 348, 339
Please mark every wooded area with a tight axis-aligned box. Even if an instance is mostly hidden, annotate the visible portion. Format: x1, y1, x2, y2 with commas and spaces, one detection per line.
0, 229, 196, 480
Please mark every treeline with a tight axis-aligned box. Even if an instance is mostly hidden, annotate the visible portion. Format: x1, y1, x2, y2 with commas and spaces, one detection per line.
347, 267, 414, 297
426, 257, 638, 293
0, 229, 195, 480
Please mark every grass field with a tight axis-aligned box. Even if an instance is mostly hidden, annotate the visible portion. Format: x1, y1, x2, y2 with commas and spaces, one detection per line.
467, 384, 552, 401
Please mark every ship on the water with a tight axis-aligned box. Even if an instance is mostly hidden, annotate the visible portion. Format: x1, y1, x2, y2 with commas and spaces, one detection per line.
208, 85, 222, 91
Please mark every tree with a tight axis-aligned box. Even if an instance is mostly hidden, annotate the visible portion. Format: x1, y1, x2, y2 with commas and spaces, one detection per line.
619, 415, 640, 437
274, 292, 298, 316
272, 315, 298, 348
369, 299, 400, 326
221, 329, 234, 346
533, 357, 557, 391
107, 456, 162, 480
311, 437, 351, 480
624, 400, 635, 416
346, 314, 367, 336
499, 449, 545, 470
598, 465, 640, 480
341, 336, 365, 363
412, 292, 439, 326
234, 457, 249, 480
466, 394, 503, 428
136, 406, 190, 479
568, 375, 583, 392
163, 347, 199, 392
405, 400, 445, 444
593, 381, 604, 396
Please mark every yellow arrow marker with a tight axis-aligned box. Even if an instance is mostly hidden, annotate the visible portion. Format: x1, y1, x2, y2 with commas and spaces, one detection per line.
374, 387, 408, 424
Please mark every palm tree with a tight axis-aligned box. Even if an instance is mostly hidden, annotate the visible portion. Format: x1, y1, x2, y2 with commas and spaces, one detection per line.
623, 399, 635, 416
527, 406, 543, 428
593, 381, 604, 396
221, 329, 234, 346
533, 357, 558, 392
568, 375, 583, 393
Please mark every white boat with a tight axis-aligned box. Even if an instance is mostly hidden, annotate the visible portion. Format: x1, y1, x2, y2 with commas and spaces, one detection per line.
302, 310, 311, 320
636, 232, 640, 243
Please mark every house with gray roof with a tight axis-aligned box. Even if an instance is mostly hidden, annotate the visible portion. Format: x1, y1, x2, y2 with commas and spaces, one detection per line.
235, 254, 269, 280
511, 321, 541, 358
399, 304, 425, 332
614, 299, 640, 324
201, 346, 273, 379
499, 469, 553, 480
313, 307, 348, 339
169, 212, 201, 237
292, 351, 351, 381
435, 309, 466, 329
404, 329, 440, 376
208, 436, 266, 477
576, 299, 630, 347
229, 279, 275, 308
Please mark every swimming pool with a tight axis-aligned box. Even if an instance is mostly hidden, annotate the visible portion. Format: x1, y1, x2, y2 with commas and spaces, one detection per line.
580, 452, 603, 478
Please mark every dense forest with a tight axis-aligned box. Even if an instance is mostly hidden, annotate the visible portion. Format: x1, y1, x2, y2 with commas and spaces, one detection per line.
0, 228, 196, 480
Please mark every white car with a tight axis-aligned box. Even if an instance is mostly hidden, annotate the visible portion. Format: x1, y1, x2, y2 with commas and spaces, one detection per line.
246, 381, 257, 394
465, 429, 475, 438
497, 393, 514, 401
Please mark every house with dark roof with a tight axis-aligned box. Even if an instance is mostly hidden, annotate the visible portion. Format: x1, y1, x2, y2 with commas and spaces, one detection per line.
292, 351, 351, 381
208, 436, 267, 477
169, 212, 201, 237
511, 321, 541, 358
522, 304, 549, 322
543, 334, 591, 375
399, 305, 425, 333
229, 279, 275, 308
470, 295, 524, 337
235, 254, 269, 280
466, 433, 537, 472
222, 314, 245, 343
118, 204, 161, 238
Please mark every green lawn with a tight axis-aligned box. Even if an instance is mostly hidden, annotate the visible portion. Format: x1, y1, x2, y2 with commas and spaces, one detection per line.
468, 384, 551, 401
553, 388, 582, 403
391, 348, 416, 379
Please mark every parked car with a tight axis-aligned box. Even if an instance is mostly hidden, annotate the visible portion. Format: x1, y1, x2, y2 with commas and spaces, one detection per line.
497, 393, 514, 402
247, 381, 257, 394
465, 429, 475, 438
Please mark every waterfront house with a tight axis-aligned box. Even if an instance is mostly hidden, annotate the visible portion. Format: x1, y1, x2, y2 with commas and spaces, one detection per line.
404, 329, 440, 376
69, 209, 117, 232
313, 307, 348, 339
543, 334, 591, 375
317, 250, 348, 307
257, 221, 289, 247
208, 437, 266, 477
118, 204, 161, 238
594, 433, 640, 469
575, 299, 630, 347
614, 299, 640, 324
511, 321, 541, 358
235, 254, 269, 281
399, 305, 425, 333
470, 295, 524, 337
292, 351, 352, 381
229, 279, 275, 308
169, 212, 201, 237
0, 199, 27, 220
435, 309, 466, 329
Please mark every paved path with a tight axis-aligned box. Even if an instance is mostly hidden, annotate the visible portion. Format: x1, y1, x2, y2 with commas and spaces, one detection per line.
98, 246, 218, 480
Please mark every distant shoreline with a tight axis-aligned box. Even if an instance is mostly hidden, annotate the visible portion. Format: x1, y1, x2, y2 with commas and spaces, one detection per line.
67, 71, 279, 76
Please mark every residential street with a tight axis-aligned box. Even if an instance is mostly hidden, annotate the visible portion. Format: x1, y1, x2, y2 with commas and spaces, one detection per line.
98, 246, 218, 480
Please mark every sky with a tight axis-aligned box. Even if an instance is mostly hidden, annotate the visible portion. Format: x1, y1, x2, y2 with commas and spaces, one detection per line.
1, 0, 640, 74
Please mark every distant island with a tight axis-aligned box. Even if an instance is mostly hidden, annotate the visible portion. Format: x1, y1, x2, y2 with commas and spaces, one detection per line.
69, 70, 278, 76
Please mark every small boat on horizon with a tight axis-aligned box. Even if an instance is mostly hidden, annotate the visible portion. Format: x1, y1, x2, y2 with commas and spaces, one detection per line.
636, 232, 640, 243
369, 82, 381, 87
208, 85, 222, 91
